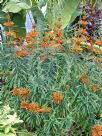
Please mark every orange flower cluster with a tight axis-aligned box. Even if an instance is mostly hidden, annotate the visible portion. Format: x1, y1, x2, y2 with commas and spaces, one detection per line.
81, 73, 88, 84
3, 21, 14, 27
79, 20, 88, 25
20, 102, 51, 113
28, 30, 39, 37
52, 92, 64, 104
92, 125, 102, 136
25, 36, 36, 44
91, 84, 99, 92
12, 88, 29, 100
39, 24, 65, 51
72, 45, 83, 52
16, 50, 29, 57
5, 31, 16, 37
77, 28, 87, 35
73, 37, 87, 44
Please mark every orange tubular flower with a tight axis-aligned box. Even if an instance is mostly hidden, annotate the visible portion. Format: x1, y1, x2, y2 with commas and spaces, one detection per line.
28, 30, 39, 37
16, 50, 29, 57
20, 102, 29, 109
36, 108, 46, 113
86, 46, 94, 51
73, 37, 87, 43
5, 31, 16, 37
52, 92, 64, 104
81, 73, 88, 84
57, 23, 63, 29
79, 20, 88, 25
56, 38, 65, 44
72, 45, 83, 52
95, 40, 102, 46
25, 36, 36, 44
43, 36, 49, 42
32, 23, 38, 28
39, 42, 50, 48
92, 125, 102, 136
91, 84, 99, 92
11, 88, 22, 96
55, 29, 64, 37
77, 28, 87, 35
99, 64, 102, 69
3, 21, 14, 27
28, 103, 39, 112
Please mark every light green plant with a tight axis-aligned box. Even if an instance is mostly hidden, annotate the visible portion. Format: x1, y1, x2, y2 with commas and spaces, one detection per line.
0, 105, 23, 136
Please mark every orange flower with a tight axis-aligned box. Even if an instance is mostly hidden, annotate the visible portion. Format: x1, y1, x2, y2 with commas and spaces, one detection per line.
81, 73, 88, 84
16, 50, 28, 57
5, 31, 16, 37
20, 102, 29, 109
28, 30, 39, 37
91, 84, 99, 92
53, 43, 64, 51
25, 36, 36, 44
5, 72, 14, 76
52, 92, 64, 104
86, 46, 94, 51
11, 88, 29, 96
77, 28, 87, 35
28, 103, 39, 112
36, 107, 46, 113
55, 29, 64, 37
82, 16, 87, 19
57, 23, 63, 29
92, 125, 102, 136
39, 42, 52, 48
32, 23, 38, 28
95, 41, 102, 46
3, 21, 14, 27
72, 45, 83, 52
56, 38, 65, 44
99, 64, 102, 69
11, 88, 21, 96
73, 37, 87, 43
43, 36, 49, 42
79, 20, 88, 25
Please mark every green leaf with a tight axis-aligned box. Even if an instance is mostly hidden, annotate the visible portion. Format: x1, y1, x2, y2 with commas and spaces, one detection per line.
2, 1, 31, 13
0, 0, 3, 3
4, 125, 10, 134
2, 2, 22, 13
45, 0, 80, 28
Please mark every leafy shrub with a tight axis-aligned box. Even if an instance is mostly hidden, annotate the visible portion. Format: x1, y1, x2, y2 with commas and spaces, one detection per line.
1, 5, 102, 135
